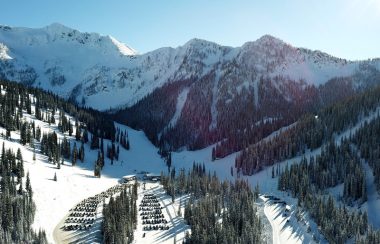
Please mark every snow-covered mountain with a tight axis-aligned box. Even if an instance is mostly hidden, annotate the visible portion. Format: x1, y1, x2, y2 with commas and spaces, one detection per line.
1, 23, 379, 111
114, 36, 380, 151
1, 23, 380, 243
0, 23, 138, 109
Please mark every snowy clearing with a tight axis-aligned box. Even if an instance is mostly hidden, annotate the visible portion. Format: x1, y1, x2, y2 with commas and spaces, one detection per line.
168, 88, 189, 129
360, 162, 380, 228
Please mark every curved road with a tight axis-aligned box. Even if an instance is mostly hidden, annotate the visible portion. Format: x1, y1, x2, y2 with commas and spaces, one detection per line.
263, 201, 280, 244
257, 196, 274, 244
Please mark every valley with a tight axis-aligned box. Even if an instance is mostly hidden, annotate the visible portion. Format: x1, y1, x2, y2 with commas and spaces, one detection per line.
0, 83, 373, 243
0, 17, 380, 244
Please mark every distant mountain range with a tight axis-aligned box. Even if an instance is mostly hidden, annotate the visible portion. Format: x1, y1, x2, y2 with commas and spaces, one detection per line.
1, 23, 380, 153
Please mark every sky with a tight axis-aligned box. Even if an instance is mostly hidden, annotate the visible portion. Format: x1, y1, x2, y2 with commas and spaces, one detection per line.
0, 0, 379, 60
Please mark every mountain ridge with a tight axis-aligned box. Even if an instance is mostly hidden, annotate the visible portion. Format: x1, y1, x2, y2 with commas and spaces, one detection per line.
1, 23, 380, 155
1, 23, 379, 111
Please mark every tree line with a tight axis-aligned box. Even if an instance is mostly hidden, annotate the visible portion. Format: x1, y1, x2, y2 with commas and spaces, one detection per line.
102, 183, 138, 244
115, 65, 372, 165
276, 129, 380, 242
0, 79, 116, 142
236, 84, 380, 175
278, 140, 367, 204
0, 79, 135, 179
161, 163, 262, 243
0, 143, 47, 243
352, 113, 380, 193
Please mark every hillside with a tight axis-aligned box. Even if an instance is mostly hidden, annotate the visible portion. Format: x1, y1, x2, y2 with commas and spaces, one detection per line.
1, 23, 379, 111
2, 77, 380, 244
0, 80, 264, 244
2, 23, 380, 158
0, 80, 173, 243
1, 22, 380, 243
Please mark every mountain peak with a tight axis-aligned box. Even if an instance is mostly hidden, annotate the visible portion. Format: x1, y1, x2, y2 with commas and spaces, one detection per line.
43, 22, 74, 33
108, 35, 137, 56
255, 34, 288, 46
183, 38, 219, 48
241, 34, 291, 52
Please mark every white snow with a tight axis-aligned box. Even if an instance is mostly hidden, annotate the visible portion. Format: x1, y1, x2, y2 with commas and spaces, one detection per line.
109, 36, 137, 56
2, 23, 378, 112
262, 197, 281, 244
263, 197, 306, 244
167, 88, 189, 129
361, 162, 380, 228
2, 91, 380, 244
1, 103, 307, 243
275, 56, 358, 86
0, 106, 169, 243
0, 100, 375, 243
0, 42, 12, 59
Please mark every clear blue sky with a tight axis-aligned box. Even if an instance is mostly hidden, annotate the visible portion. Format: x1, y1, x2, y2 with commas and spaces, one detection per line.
1, 0, 379, 60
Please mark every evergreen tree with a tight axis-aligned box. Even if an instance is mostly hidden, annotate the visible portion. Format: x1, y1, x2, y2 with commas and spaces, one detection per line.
18, 178, 23, 195
20, 122, 27, 145
79, 142, 85, 162
72, 142, 78, 166
161, 164, 263, 243
82, 128, 89, 143
102, 184, 138, 244
26, 172, 32, 198
68, 119, 73, 136
166, 152, 172, 172
75, 119, 81, 141
126, 137, 130, 150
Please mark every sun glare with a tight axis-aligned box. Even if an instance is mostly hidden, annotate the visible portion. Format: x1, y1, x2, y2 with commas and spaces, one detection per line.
363, 0, 380, 15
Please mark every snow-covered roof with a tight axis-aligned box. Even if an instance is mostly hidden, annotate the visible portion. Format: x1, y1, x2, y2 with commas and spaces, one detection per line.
145, 173, 161, 177
122, 174, 136, 179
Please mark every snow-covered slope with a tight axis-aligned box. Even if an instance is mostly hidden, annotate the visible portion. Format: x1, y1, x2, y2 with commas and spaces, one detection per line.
6, 87, 380, 244
238, 35, 358, 85
0, 42, 12, 60
4, 107, 312, 244
166, 105, 380, 243
1, 23, 379, 111
0, 107, 167, 243
109, 35, 136, 55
